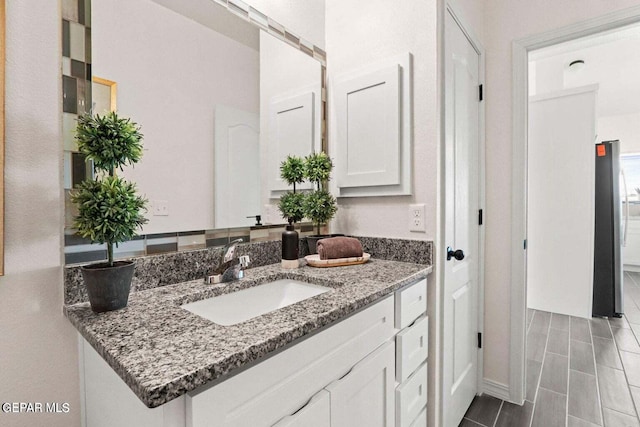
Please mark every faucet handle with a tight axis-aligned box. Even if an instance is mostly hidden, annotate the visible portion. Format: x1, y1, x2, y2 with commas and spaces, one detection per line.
239, 255, 251, 269
222, 238, 244, 263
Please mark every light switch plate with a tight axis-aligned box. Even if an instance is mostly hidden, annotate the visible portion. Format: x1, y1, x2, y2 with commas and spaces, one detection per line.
153, 200, 169, 216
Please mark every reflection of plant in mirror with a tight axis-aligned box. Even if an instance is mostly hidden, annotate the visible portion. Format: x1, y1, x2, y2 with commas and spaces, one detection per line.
305, 152, 332, 185
72, 112, 148, 266
279, 155, 305, 192
278, 155, 306, 224
304, 152, 337, 235
75, 111, 144, 174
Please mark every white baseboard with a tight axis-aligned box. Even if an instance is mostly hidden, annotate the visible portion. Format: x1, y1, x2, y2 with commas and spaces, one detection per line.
624, 265, 640, 273
481, 378, 511, 401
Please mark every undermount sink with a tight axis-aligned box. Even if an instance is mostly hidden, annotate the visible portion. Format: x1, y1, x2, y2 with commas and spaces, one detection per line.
181, 279, 331, 326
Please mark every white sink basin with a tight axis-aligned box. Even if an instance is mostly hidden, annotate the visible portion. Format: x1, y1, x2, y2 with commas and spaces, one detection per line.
181, 279, 331, 326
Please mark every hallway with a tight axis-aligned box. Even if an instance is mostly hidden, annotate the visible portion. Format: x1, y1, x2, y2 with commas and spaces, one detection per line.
459, 271, 640, 426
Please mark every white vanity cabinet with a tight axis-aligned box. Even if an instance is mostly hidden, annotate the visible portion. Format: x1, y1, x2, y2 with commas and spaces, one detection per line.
272, 390, 331, 427
326, 341, 396, 427
78, 278, 429, 427
274, 342, 395, 427
187, 296, 396, 427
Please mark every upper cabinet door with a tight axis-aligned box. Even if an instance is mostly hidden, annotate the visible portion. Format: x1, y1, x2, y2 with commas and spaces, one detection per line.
335, 65, 401, 188
332, 53, 413, 198
325, 341, 395, 427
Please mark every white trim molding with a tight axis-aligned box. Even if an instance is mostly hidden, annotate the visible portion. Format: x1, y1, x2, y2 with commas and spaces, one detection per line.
510, 4, 640, 406
482, 379, 511, 402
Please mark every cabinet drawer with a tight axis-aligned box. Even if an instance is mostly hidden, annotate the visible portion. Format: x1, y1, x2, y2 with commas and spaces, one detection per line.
396, 315, 428, 382
396, 362, 427, 427
395, 279, 427, 329
409, 406, 427, 427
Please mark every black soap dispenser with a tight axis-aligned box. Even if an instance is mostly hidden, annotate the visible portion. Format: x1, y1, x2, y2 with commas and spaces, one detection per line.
282, 222, 299, 269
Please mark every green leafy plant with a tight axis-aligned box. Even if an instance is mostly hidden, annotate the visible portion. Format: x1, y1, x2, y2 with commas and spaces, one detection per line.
304, 151, 332, 184
303, 189, 337, 235
304, 152, 337, 235
278, 192, 305, 224
75, 112, 144, 174
278, 155, 306, 224
71, 112, 148, 266
279, 155, 305, 191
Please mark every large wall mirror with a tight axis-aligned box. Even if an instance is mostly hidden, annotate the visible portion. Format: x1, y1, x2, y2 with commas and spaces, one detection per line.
63, 0, 325, 264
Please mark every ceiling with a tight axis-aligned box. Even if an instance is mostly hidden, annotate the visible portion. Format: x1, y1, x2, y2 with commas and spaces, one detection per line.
529, 23, 640, 118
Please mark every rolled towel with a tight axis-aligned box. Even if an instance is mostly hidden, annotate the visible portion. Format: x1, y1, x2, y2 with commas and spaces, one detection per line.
317, 237, 364, 260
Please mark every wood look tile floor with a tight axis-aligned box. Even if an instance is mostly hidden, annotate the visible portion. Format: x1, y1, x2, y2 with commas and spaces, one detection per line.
459, 271, 640, 427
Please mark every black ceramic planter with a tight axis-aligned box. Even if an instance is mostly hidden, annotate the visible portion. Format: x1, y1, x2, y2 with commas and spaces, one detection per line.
81, 261, 135, 313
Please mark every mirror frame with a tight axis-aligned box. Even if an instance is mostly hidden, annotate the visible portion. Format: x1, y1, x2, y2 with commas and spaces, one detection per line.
62, 0, 326, 265
0, 0, 5, 275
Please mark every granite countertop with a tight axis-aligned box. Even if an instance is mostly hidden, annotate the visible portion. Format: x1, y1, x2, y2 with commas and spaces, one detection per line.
64, 258, 432, 408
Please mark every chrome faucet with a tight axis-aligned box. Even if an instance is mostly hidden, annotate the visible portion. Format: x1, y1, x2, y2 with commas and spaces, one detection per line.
205, 238, 250, 284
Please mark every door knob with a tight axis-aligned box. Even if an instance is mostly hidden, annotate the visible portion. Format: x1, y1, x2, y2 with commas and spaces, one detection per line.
447, 247, 465, 261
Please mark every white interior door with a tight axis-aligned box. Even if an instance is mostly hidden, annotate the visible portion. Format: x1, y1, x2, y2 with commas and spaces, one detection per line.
527, 86, 597, 318
443, 10, 481, 427
214, 105, 260, 228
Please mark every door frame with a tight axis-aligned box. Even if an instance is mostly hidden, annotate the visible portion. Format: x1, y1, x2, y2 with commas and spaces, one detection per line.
510, 5, 640, 405
439, 2, 487, 424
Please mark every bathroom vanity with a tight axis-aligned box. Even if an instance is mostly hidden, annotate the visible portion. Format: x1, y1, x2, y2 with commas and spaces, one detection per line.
65, 256, 431, 427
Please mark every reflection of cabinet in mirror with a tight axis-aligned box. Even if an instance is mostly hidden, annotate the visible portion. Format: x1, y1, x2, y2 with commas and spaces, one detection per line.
260, 30, 322, 198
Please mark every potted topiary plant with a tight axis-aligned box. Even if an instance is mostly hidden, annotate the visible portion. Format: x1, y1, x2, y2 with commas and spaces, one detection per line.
277, 155, 306, 268
71, 111, 148, 313
303, 152, 338, 254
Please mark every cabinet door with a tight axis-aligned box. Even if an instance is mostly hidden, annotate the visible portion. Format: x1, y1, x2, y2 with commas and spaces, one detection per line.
326, 341, 395, 427
624, 220, 640, 267
272, 390, 330, 427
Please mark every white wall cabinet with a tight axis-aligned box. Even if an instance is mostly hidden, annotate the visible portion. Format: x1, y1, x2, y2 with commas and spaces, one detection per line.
78, 278, 429, 427
332, 53, 413, 198
624, 218, 640, 271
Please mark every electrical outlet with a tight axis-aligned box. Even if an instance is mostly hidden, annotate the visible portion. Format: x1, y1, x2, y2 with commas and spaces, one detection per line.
409, 204, 425, 232
153, 200, 169, 216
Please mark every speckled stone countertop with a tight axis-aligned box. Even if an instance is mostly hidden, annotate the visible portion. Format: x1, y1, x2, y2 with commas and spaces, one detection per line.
64, 259, 432, 408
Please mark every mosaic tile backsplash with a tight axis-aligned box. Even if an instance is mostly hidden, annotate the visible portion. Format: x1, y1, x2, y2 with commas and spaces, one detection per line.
64, 236, 433, 305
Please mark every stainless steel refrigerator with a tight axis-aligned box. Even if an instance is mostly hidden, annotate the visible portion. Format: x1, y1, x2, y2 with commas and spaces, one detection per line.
593, 140, 624, 318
